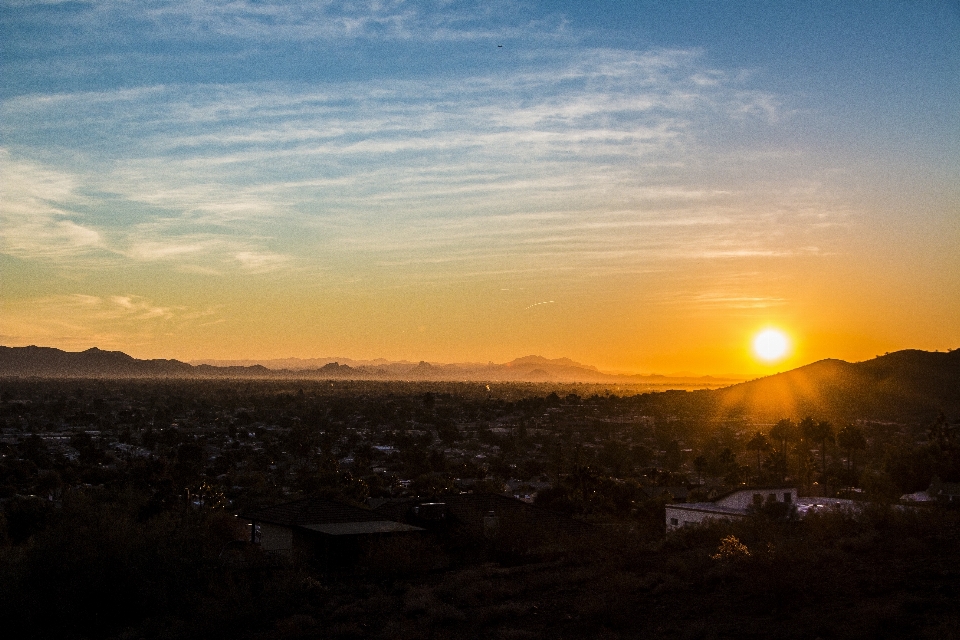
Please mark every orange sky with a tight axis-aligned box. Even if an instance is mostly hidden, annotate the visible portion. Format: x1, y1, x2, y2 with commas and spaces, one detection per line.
2, 3, 958, 376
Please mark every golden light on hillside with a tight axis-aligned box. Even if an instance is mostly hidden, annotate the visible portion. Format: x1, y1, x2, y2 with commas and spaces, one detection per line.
753, 328, 790, 363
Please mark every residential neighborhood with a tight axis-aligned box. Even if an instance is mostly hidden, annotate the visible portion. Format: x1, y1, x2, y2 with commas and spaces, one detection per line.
2, 376, 959, 639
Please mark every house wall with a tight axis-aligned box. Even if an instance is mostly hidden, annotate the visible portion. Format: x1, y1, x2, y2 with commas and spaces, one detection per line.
259, 522, 294, 555
716, 489, 794, 510
665, 506, 743, 532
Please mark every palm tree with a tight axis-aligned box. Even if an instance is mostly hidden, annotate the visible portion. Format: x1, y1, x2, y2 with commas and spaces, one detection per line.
746, 431, 770, 482
693, 454, 707, 486
769, 418, 796, 482
798, 416, 816, 442
770, 418, 796, 450
816, 421, 834, 484
716, 447, 740, 484
801, 418, 834, 488
836, 423, 867, 481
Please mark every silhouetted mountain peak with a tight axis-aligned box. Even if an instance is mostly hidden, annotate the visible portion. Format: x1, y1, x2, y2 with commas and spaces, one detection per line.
717, 348, 960, 421
505, 355, 597, 371
0, 345, 191, 377
319, 362, 353, 373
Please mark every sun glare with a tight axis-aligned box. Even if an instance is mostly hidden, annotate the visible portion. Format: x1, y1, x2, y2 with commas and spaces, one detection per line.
753, 329, 790, 362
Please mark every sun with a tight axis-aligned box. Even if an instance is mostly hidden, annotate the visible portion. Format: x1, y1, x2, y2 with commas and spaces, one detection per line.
753, 328, 790, 362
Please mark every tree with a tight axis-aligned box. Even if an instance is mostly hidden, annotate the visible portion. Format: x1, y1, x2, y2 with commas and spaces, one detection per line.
769, 418, 796, 481
801, 418, 833, 488
714, 447, 740, 484
762, 450, 787, 484
746, 431, 770, 482
693, 454, 707, 486
928, 412, 955, 449
769, 418, 796, 451
663, 439, 683, 472
798, 416, 816, 442
815, 421, 834, 485
836, 423, 867, 480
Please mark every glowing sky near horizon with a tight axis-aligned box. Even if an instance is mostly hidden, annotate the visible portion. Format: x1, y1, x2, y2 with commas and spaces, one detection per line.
1, 1, 958, 375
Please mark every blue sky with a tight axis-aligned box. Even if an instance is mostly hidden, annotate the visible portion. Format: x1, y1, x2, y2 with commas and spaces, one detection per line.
1, 1, 958, 373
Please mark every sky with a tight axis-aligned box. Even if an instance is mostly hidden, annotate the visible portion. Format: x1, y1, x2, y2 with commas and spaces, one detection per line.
1, 0, 958, 375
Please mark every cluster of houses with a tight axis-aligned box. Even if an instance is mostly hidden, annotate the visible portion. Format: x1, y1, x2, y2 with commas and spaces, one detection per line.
664, 477, 960, 533
663, 486, 869, 531
241, 491, 592, 568
239, 476, 960, 567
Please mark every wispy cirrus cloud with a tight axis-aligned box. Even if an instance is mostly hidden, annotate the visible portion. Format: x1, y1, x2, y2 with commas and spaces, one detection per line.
3, 0, 569, 51
120, 234, 292, 273
108, 295, 174, 320
686, 293, 788, 309
0, 149, 295, 271
0, 150, 104, 259
1, 45, 849, 284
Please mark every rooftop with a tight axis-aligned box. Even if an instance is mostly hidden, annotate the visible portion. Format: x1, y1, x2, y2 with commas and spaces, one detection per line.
241, 496, 387, 527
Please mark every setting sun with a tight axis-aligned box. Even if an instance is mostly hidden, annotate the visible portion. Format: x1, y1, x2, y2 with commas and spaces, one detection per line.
753, 329, 790, 363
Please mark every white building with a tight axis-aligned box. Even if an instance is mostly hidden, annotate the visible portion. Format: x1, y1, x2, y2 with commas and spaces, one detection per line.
665, 487, 865, 531
665, 487, 796, 531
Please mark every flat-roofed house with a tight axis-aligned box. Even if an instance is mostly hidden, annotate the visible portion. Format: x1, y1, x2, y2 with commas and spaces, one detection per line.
375, 493, 592, 558
241, 496, 424, 567
665, 487, 797, 531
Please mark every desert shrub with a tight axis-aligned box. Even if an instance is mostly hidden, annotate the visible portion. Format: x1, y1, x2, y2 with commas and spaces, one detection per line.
710, 534, 751, 561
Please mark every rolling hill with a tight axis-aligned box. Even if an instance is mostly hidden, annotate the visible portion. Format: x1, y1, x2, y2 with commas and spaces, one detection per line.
0, 346, 193, 377
713, 349, 960, 421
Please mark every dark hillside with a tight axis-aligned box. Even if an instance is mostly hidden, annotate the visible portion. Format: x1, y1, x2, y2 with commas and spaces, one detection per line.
0, 346, 193, 377
1, 347, 298, 378
715, 349, 960, 421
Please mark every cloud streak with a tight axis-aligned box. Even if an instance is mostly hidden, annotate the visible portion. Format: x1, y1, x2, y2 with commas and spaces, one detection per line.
0, 150, 104, 259
0, 45, 845, 282
4, 0, 569, 45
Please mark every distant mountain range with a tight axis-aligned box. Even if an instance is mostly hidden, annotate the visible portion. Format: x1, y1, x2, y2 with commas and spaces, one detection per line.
1, 345, 958, 420
188, 353, 744, 385
0, 346, 739, 386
